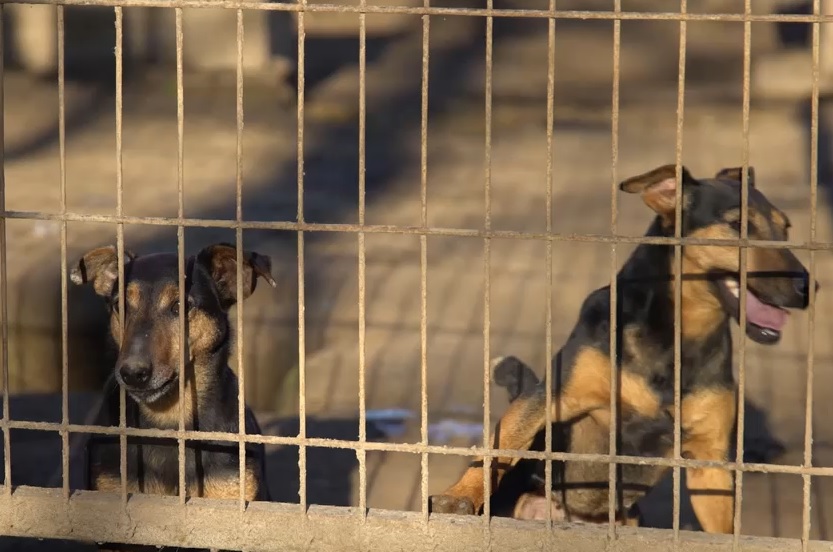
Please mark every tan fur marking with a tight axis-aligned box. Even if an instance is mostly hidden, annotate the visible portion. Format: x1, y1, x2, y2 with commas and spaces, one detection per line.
674, 225, 737, 340
93, 471, 173, 496
156, 283, 180, 311
681, 388, 736, 534
560, 347, 661, 421
203, 467, 259, 501
770, 209, 790, 232
437, 347, 660, 512
722, 208, 740, 224
126, 282, 142, 310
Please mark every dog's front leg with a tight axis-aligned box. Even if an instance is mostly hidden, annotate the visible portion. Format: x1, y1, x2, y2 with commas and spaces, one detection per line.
681, 386, 736, 534
429, 347, 661, 516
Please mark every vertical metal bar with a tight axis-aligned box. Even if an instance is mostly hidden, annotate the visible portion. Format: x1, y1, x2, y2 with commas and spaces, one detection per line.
671, 0, 687, 544
58, 4, 70, 501
175, 7, 187, 505
481, 0, 494, 528
114, 6, 128, 506
607, 0, 621, 540
296, 0, 308, 515
419, 0, 430, 527
802, 1, 821, 548
733, 0, 753, 545
0, 3, 10, 498
235, 7, 247, 513
543, 0, 555, 532
357, 0, 368, 520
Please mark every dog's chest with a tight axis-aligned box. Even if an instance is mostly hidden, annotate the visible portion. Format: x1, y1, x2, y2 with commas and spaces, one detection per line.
621, 328, 731, 401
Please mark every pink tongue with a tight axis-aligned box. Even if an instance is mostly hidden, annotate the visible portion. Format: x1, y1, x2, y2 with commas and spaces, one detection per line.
745, 291, 788, 331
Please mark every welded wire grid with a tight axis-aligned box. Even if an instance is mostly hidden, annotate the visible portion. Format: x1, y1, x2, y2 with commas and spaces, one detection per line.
0, 2, 829, 551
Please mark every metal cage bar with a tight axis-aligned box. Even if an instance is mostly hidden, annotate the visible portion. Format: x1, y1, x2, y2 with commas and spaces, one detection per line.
802, 0, 822, 548
0, 2, 9, 501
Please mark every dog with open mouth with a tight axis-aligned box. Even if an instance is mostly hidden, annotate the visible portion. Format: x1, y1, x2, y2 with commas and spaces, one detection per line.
429, 164, 815, 533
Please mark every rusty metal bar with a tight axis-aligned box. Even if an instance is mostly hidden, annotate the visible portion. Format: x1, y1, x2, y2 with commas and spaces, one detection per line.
3, 486, 831, 552
803, 0, 822, 547
57, 4, 70, 502
607, 0, 621, 539
296, 0, 308, 515
113, 5, 129, 506
733, 0, 754, 545
481, 0, 494, 531
6, 416, 833, 477
671, 0, 688, 543
235, 7, 247, 513
6, 208, 833, 250
12, 209, 833, 250
5, 1, 833, 22
357, 0, 368, 520
0, 2, 9, 499
419, 0, 430, 528
174, 6, 187, 507
543, 0, 555, 532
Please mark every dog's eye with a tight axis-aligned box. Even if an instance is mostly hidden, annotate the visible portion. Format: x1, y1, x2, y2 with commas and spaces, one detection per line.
170, 298, 194, 316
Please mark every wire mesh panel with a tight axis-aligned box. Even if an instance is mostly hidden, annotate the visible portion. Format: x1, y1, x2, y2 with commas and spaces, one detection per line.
0, 1, 830, 551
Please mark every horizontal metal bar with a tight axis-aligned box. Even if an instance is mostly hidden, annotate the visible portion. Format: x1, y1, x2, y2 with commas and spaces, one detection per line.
6, 418, 833, 477
0, 0, 832, 23
0, 486, 823, 551
5, 209, 832, 250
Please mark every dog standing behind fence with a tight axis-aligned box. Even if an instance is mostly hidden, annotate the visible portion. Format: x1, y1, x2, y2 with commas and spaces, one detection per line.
70, 242, 277, 551
430, 164, 816, 533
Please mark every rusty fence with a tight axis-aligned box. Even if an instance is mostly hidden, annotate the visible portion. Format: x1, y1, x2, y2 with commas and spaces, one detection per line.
0, 1, 830, 551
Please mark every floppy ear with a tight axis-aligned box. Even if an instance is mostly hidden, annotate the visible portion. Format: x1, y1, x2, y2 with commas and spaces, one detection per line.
619, 164, 696, 218
195, 243, 277, 310
69, 246, 136, 297
715, 166, 756, 188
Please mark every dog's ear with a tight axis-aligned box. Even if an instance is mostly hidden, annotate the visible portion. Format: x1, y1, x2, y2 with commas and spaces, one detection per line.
715, 166, 756, 188
195, 243, 277, 310
619, 164, 696, 218
70, 246, 136, 297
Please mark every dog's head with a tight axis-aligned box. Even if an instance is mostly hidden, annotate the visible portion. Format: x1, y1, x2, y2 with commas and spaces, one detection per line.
620, 164, 816, 345
70, 243, 276, 404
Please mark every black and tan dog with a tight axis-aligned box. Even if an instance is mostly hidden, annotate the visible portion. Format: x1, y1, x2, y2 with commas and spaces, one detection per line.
429, 164, 815, 533
70, 243, 276, 520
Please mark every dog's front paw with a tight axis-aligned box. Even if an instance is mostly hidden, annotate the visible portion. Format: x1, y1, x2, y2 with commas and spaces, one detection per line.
429, 494, 476, 515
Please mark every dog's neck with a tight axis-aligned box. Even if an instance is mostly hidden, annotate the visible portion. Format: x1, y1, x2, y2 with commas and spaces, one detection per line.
617, 218, 729, 345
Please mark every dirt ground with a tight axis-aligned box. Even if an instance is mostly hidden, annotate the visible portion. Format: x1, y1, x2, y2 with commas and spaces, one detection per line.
2, 0, 833, 549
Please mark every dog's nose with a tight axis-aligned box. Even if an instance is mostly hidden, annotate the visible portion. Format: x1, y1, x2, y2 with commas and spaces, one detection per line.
119, 360, 152, 388
793, 273, 810, 299
792, 272, 819, 308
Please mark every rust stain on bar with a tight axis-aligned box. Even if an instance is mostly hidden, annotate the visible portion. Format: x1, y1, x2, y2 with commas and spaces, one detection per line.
543, 0, 556, 533
607, 0, 621, 540
113, 5, 128, 506
419, 0, 430, 528
733, 0, 753, 546
297, 0, 308, 515
5, 1, 833, 22
174, 6, 187, 507
57, 4, 70, 502
235, 7, 247, 514
0, 2, 9, 499
671, 0, 688, 544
